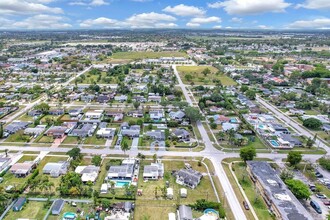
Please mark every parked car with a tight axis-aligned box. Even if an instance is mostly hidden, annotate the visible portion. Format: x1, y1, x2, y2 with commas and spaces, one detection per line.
316, 194, 327, 199
309, 184, 316, 192
323, 200, 330, 205
316, 173, 324, 178
310, 200, 322, 214
243, 201, 249, 210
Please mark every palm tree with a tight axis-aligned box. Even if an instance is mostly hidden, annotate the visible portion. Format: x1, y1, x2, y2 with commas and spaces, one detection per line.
227, 129, 236, 146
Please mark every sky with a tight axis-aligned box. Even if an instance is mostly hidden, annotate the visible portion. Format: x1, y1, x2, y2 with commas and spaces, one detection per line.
0, 0, 330, 30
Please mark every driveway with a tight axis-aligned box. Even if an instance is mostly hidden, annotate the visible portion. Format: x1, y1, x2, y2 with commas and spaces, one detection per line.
131, 137, 139, 149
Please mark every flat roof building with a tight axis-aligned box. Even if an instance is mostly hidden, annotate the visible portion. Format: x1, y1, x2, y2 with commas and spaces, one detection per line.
246, 161, 313, 220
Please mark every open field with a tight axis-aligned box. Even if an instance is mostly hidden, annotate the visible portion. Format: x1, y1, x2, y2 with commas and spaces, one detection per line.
3, 200, 48, 220
111, 51, 187, 60
177, 66, 237, 86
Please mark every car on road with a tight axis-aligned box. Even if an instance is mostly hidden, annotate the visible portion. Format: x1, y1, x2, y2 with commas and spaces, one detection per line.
315, 172, 324, 178
243, 201, 249, 210
323, 200, 330, 205
316, 194, 327, 199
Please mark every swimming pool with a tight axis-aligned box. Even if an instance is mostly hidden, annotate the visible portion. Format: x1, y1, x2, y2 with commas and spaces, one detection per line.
258, 124, 265, 129
230, 118, 238, 123
203, 208, 219, 217
269, 140, 279, 147
115, 181, 131, 188
63, 212, 76, 220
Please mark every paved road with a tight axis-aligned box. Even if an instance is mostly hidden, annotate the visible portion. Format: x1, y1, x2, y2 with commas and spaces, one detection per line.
173, 65, 247, 220
256, 96, 329, 154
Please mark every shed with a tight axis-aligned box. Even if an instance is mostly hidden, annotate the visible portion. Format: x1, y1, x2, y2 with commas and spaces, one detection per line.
100, 183, 108, 194
168, 212, 176, 220
180, 188, 187, 198
178, 205, 193, 220
51, 199, 64, 215
167, 188, 173, 199
12, 197, 26, 212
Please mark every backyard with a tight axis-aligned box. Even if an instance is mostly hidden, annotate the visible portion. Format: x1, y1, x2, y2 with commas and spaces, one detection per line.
3, 200, 48, 220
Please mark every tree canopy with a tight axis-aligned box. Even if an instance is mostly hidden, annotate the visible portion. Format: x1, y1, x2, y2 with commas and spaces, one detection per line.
239, 146, 256, 162
184, 106, 202, 123
285, 179, 311, 200
287, 151, 302, 167
303, 118, 322, 129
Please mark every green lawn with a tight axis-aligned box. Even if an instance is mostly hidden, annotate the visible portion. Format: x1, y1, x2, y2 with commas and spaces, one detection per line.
62, 136, 80, 145
37, 135, 54, 143
177, 66, 237, 86
4, 200, 48, 220
40, 115, 60, 123
111, 51, 187, 59
0, 172, 29, 191
77, 71, 118, 84
84, 135, 106, 145
18, 114, 34, 122
4, 132, 31, 143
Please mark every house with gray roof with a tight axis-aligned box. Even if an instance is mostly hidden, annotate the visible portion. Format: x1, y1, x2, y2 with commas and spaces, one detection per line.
172, 128, 190, 142
169, 110, 185, 121
69, 124, 96, 138
247, 161, 312, 220
279, 134, 303, 147
176, 168, 202, 189
107, 159, 137, 181
43, 161, 69, 177
51, 199, 64, 215
178, 205, 193, 220
145, 130, 165, 141
48, 109, 64, 116
120, 123, 140, 138
24, 125, 47, 136
5, 121, 31, 134
150, 110, 164, 121
143, 161, 164, 180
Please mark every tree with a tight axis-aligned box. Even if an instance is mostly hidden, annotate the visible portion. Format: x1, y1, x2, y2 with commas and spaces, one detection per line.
287, 151, 302, 167
0, 123, 3, 139
319, 157, 330, 171
210, 123, 217, 129
184, 107, 202, 123
306, 137, 314, 148
285, 179, 311, 200
92, 155, 102, 166
240, 85, 249, 93
34, 103, 50, 114
133, 101, 140, 110
121, 141, 129, 154
303, 118, 322, 129
153, 154, 157, 162
66, 147, 81, 160
280, 169, 294, 181
202, 68, 211, 76
184, 74, 193, 81
245, 90, 256, 100
239, 146, 256, 163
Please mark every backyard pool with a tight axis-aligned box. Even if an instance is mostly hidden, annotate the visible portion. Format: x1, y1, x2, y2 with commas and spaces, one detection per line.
269, 140, 280, 147
115, 181, 131, 188
62, 212, 76, 220
258, 124, 266, 129
230, 118, 238, 123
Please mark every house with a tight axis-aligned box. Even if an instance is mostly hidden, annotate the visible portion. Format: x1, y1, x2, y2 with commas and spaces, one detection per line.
178, 205, 193, 220
120, 123, 140, 138
169, 110, 185, 121
68, 108, 82, 117
49, 109, 65, 116
172, 128, 190, 142
24, 125, 47, 136
43, 161, 69, 177
143, 161, 164, 180
107, 158, 137, 181
149, 110, 164, 121
176, 168, 202, 189
113, 113, 124, 122
246, 161, 312, 220
80, 94, 95, 103
0, 157, 11, 171
268, 123, 290, 135
127, 110, 143, 118
148, 95, 162, 103
75, 165, 100, 183
5, 121, 31, 134
10, 162, 34, 177
145, 130, 165, 141
213, 115, 230, 125
279, 134, 303, 147
114, 95, 127, 102
12, 198, 26, 212
70, 124, 96, 138
51, 199, 64, 215
96, 128, 116, 139
85, 110, 103, 119
222, 122, 239, 132
28, 110, 42, 117
45, 126, 67, 138
289, 108, 305, 115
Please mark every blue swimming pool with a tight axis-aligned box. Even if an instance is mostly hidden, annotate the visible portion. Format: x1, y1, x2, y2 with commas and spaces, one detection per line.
230, 118, 238, 123
270, 140, 279, 147
258, 124, 265, 129
115, 181, 130, 188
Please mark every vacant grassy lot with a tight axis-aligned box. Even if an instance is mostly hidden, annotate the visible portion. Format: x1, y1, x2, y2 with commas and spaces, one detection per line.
76, 71, 118, 84
111, 51, 187, 60
4, 132, 31, 143
84, 135, 106, 145
37, 135, 54, 143
4, 200, 48, 220
62, 136, 80, 145
177, 66, 237, 86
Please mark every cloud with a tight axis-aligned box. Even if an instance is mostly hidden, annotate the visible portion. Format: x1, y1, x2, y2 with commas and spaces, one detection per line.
190, 16, 221, 24
0, 0, 63, 15
213, 25, 222, 29
258, 25, 272, 29
12, 14, 72, 29
231, 17, 242, 23
186, 22, 200, 27
80, 12, 177, 28
0, 17, 15, 29
69, 0, 108, 6
296, 0, 330, 9
288, 18, 330, 29
207, 0, 291, 15
80, 17, 118, 27
163, 4, 205, 17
